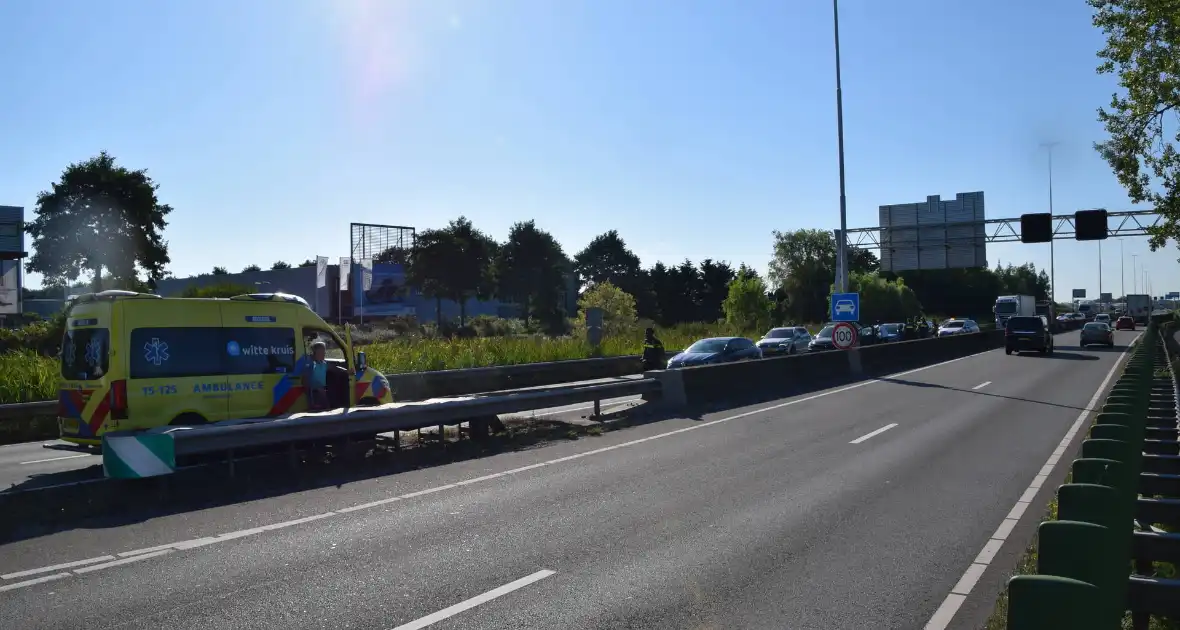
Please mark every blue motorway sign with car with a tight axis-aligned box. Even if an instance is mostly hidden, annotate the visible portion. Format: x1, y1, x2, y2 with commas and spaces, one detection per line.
830, 292, 859, 322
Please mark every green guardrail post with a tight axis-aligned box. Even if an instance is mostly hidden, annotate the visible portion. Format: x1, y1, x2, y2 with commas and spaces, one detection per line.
1036, 520, 1123, 627
1088, 424, 1131, 443
1107, 393, 1149, 417
1007, 575, 1103, 630
1071, 458, 1130, 496
1081, 438, 1142, 478
1056, 483, 1133, 624
1094, 413, 1146, 445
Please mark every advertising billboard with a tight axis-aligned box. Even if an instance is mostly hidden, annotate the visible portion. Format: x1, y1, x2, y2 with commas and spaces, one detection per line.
1100, 292, 1112, 302
1072, 289, 1086, 299
354, 262, 415, 317
878, 192, 987, 272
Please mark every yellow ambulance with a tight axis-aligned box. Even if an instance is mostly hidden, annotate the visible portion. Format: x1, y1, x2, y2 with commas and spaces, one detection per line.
56, 290, 394, 446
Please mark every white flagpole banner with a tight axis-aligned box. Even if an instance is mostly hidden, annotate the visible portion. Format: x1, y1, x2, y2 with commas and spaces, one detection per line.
339, 257, 351, 290
315, 256, 328, 288
361, 258, 374, 291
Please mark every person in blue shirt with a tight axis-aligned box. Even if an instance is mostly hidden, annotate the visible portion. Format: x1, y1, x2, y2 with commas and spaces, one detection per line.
302, 340, 330, 410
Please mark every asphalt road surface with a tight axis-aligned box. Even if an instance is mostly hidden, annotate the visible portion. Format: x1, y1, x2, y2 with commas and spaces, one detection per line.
0, 330, 1138, 630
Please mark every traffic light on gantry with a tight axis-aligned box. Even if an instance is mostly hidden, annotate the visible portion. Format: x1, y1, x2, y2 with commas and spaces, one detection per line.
1074, 209, 1108, 240
1020, 213, 1053, 243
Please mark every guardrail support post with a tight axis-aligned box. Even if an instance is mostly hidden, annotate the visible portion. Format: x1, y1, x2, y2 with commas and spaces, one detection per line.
593, 398, 601, 418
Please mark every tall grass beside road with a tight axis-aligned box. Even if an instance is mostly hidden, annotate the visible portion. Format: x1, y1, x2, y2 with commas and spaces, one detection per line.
0, 320, 788, 404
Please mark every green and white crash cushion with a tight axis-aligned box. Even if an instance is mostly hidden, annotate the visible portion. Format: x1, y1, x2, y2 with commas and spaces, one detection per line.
102, 432, 176, 478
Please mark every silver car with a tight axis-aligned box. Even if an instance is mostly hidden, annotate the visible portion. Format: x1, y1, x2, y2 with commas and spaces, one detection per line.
756, 326, 812, 356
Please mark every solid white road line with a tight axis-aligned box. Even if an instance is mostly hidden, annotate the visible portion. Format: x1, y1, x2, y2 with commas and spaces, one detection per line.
1, 346, 991, 594
72, 549, 173, 574
971, 381, 991, 390
389, 569, 556, 630
0, 573, 71, 593
1, 555, 114, 580
18, 453, 95, 465
922, 333, 1138, 630
849, 423, 899, 444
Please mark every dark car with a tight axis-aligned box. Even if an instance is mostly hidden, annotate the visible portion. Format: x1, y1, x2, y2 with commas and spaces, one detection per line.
1005, 315, 1054, 355
1080, 321, 1114, 348
666, 336, 762, 368
756, 327, 811, 356
1115, 315, 1135, 331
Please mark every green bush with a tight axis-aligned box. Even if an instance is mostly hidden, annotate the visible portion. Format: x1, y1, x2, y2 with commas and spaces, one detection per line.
180, 282, 257, 298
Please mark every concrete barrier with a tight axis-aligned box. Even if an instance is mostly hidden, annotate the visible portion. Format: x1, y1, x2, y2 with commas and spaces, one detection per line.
666, 331, 1004, 406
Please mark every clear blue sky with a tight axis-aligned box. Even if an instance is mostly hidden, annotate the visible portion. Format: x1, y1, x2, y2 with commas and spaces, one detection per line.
1, 0, 1175, 300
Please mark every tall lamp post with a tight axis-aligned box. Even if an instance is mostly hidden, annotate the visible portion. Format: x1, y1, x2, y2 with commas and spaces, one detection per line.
833, 0, 849, 293
1040, 142, 1059, 302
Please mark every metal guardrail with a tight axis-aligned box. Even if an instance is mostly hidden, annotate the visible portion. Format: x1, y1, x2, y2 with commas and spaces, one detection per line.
102, 377, 661, 477
0, 352, 682, 423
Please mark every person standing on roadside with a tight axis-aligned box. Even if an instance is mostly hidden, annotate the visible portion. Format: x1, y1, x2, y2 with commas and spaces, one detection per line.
903, 317, 917, 341
302, 340, 331, 410
642, 327, 665, 371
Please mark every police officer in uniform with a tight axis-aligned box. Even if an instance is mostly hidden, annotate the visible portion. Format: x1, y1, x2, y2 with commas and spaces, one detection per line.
642, 327, 665, 371
903, 317, 918, 341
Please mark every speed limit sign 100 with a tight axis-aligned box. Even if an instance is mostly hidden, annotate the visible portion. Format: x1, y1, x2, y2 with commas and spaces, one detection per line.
832, 322, 858, 350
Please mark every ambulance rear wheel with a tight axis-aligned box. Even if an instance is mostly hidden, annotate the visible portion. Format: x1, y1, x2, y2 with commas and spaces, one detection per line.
170, 412, 208, 426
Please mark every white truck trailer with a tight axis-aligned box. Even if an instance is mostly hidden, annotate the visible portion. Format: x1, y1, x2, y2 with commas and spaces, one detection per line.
994, 294, 1037, 328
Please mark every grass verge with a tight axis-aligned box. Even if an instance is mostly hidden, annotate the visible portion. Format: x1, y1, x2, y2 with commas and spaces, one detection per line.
982, 479, 1062, 630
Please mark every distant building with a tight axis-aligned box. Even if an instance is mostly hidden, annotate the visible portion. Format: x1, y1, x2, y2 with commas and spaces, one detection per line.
154, 264, 526, 323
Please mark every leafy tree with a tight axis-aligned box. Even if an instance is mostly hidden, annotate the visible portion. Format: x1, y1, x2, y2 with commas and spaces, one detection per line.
575, 280, 637, 337
271, 261, 292, 270
768, 229, 879, 322
212, 266, 229, 275
574, 230, 643, 293
1090, 0, 1180, 256
848, 272, 921, 323
180, 282, 255, 298
406, 217, 497, 326
298, 259, 316, 268
495, 220, 569, 329
723, 273, 772, 332
406, 229, 452, 326
375, 245, 411, 266
736, 263, 762, 282
242, 264, 262, 273
697, 259, 736, 323
26, 151, 172, 290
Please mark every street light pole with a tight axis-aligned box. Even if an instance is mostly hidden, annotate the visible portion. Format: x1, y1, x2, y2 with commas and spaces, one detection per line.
833, 0, 849, 294
1132, 254, 1139, 293
1120, 239, 1125, 299
1098, 240, 1102, 301
1041, 142, 1059, 302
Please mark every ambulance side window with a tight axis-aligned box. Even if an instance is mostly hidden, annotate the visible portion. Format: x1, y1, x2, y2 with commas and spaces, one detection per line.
302, 328, 345, 360
224, 327, 298, 375
130, 327, 224, 379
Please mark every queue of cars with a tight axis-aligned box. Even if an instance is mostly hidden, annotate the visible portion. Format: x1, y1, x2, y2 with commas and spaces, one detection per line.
667, 317, 967, 368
